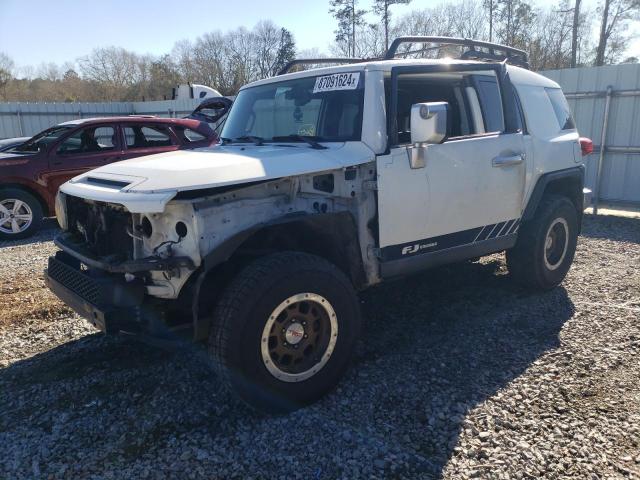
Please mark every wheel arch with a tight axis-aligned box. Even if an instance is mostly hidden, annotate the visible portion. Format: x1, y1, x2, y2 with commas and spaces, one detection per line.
191, 211, 366, 341
0, 181, 51, 216
523, 166, 584, 226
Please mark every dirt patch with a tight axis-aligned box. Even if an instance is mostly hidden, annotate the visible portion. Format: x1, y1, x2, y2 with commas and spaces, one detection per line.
0, 274, 71, 328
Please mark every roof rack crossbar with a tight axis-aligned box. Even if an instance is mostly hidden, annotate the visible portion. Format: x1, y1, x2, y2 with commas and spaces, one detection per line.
385, 36, 529, 69
277, 58, 366, 76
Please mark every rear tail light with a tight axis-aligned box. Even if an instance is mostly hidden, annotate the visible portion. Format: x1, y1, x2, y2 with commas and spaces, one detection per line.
579, 137, 593, 156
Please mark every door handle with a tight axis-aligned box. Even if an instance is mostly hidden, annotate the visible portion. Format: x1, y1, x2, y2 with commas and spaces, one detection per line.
492, 153, 524, 167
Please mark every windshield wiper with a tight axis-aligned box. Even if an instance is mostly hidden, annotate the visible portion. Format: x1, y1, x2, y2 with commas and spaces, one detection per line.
234, 135, 265, 146
272, 135, 328, 150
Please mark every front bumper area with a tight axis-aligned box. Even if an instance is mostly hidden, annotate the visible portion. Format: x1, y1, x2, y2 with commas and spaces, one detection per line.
54, 231, 195, 274
45, 251, 145, 333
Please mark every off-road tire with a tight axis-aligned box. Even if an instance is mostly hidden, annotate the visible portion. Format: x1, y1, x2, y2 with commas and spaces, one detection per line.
209, 251, 361, 413
506, 195, 578, 290
0, 188, 43, 240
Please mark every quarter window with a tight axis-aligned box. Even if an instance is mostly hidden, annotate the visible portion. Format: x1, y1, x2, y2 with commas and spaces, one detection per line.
175, 127, 207, 143
545, 88, 575, 130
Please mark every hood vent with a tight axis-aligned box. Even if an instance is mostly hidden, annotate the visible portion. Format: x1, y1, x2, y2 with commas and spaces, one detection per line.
85, 177, 131, 189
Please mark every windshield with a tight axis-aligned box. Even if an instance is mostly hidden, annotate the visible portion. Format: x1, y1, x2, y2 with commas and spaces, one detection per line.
13, 126, 74, 153
221, 72, 364, 143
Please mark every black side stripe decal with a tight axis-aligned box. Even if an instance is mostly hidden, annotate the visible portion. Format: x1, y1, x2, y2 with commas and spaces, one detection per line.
381, 218, 521, 261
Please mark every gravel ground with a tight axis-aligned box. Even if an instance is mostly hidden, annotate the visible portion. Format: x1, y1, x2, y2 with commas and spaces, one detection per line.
0, 214, 639, 479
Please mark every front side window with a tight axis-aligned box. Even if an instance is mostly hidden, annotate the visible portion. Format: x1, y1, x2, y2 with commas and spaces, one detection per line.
545, 88, 575, 130
386, 70, 505, 145
124, 126, 174, 148
221, 73, 364, 142
57, 126, 116, 155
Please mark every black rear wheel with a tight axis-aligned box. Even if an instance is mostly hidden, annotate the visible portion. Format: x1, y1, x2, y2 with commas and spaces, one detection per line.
209, 251, 361, 412
506, 195, 578, 290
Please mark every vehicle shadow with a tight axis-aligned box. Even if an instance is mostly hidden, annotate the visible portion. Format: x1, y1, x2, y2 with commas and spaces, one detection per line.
0, 218, 59, 249
580, 213, 640, 244
0, 257, 573, 479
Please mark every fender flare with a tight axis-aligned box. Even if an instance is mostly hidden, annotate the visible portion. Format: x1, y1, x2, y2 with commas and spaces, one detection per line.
190, 211, 364, 340
522, 166, 585, 221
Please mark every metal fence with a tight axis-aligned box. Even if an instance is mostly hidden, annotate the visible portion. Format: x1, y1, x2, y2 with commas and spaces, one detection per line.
0, 98, 202, 139
541, 64, 640, 210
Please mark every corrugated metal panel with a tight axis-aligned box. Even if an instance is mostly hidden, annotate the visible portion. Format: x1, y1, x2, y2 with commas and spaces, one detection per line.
541, 64, 640, 205
0, 99, 203, 138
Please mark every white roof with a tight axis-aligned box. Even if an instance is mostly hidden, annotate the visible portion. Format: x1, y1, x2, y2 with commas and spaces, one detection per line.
242, 58, 559, 90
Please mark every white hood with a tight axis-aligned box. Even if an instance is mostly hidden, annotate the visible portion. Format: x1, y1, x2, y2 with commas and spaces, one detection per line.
61, 142, 375, 212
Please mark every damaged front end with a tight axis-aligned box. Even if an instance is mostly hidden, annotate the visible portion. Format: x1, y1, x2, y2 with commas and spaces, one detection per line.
45, 194, 199, 336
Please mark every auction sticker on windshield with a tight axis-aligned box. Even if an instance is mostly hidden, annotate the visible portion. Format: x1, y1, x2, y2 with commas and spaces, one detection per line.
313, 72, 360, 93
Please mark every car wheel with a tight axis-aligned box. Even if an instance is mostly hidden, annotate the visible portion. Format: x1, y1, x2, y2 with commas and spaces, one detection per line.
0, 188, 43, 240
506, 195, 578, 290
209, 251, 361, 413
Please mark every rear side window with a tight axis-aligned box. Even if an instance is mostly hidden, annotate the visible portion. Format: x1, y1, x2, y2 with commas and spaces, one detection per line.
124, 126, 174, 149
545, 88, 575, 130
473, 76, 505, 133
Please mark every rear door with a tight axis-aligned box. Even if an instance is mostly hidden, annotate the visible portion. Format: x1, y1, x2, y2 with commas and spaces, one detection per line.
120, 124, 179, 160
376, 64, 527, 277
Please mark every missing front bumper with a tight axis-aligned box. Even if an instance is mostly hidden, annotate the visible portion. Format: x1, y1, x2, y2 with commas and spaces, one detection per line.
45, 252, 145, 333
54, 232, 195, 274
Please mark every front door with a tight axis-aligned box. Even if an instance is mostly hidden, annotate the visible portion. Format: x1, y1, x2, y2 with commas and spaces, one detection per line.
43, 124, 122, 200
376, 64, 526, 276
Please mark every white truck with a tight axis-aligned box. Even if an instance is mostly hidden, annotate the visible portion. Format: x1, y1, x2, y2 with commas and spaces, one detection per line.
46, 37, 592, 412
172, 83, 223, 101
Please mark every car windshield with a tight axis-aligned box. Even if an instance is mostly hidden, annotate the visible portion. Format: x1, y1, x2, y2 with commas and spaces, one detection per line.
221, 72, 364, 144
13, 126, 74, 153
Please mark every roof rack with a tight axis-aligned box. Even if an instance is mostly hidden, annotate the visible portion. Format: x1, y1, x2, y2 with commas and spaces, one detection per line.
277, 58, 366, 75
276, 37, 528, 77
385, 36, 529, 69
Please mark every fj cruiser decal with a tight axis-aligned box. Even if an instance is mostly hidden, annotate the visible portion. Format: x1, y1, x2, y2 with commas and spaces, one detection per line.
383, 219, 520, 261
401, 242, 438, 255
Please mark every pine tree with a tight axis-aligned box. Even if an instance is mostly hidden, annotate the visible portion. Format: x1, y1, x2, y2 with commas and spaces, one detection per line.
273, 29, 296, 76
372, 0, 412, 52
329, 0, 368, 57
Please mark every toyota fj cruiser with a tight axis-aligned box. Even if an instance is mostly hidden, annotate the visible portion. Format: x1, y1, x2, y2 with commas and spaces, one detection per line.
45, 37, 592, 412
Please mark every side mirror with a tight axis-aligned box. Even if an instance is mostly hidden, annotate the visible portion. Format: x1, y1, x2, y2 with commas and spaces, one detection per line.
409, 102, 448, 169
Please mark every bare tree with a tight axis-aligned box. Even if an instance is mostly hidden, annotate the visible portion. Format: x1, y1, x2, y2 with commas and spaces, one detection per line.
595, 0, 639, 66
571, 0, 582, 67
79, 47, 141, 99
0, 52, 14, 100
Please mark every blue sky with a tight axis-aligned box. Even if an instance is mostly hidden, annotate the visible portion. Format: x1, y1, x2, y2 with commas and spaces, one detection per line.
1, 0, 635, 71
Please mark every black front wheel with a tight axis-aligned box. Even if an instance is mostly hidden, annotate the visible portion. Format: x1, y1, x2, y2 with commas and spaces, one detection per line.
209, 251, 361, 413
506, 195, 579, 290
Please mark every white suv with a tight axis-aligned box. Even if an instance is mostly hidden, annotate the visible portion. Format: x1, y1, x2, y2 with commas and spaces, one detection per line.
46, 37, 591, 412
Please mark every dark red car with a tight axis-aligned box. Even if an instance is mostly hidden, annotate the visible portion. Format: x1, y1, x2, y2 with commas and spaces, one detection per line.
0, 106, 229, 239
